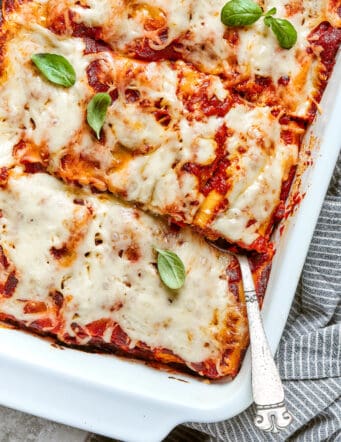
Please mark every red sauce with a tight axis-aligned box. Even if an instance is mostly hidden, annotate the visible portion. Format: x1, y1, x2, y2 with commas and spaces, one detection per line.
50, 245, 68, 259
249, 248, 274, 273
111, 323, 130, 347
125, 88, 140, 103
278, 75, 290, 86
308, 22, 341, 73
182, 124, 232, 196
0, 167, 8, 187
125, 244, 141, 262
182, 79, 232, 119
86, 318, 111, 337
47, 13, 68, 36
154, 109, 171, 126
199, 94, 231, 118
201, 158, 231, 196
246, 218, 256, 228
70, 322, 89, 339
50, 290, 64, 309
3, 0, 24, 14
22, 162, 46, 174
73, 198, 85, 206
70, 19, 101, 41
70, 13, 112, 55
273, 201, 285, 221
83, 37, 111, 55
306, 22, 341, 122
234, 76, 276, 104
3, 272, 18, 297
285, 191, 304, 218
190, 360, 219, 379
248, 236, 269, 254
226, 258, 242, 301
255, 75, 272, 88
280, 165, 297, 202
0, 29, 7, 76
280, 129, 295, 145
223, 29, 239, 46
255, 261, 272, 301
129, 38, 181, 62
30, 318, 53, 331
13, 140, 49, 173
86, 60, 110, 93
0, 246, 9, 269
248, 247, 274, 301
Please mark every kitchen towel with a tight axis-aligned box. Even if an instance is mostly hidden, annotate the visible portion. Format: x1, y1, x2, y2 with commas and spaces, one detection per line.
165, 154, 341, 441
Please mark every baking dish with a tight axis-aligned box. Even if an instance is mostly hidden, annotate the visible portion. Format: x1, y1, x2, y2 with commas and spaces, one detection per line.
0, 32, 339, 442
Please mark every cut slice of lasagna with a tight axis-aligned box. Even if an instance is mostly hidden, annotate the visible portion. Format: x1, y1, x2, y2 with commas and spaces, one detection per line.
0, 170, 248, 378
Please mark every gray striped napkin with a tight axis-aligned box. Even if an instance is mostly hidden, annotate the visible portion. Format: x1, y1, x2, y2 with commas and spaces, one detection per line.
165, 154, 341, 441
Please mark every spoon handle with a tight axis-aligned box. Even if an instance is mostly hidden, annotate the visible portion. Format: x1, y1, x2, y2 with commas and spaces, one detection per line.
237, 255, 293, 434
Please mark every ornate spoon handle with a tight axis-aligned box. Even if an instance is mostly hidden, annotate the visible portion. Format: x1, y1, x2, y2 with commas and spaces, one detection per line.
237, 255, 293, 433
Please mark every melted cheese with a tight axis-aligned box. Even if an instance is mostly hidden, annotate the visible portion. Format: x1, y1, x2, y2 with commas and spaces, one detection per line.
66, 0, 336, 116
1, 1, 337, 250
0, 20, 299, 247
71, 0, 192, 50
0, 24, 90, 157
0, 172, 247, 366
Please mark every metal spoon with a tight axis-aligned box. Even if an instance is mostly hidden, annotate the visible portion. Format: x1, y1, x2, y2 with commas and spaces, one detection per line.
237, 254, 292, 433
209, 240, 292, 433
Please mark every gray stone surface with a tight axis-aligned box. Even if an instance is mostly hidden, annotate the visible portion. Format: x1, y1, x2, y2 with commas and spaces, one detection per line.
0, 405, 87, 442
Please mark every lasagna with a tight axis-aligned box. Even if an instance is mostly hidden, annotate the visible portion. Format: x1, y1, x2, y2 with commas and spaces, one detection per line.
0, 170, 249, 378
0, 0, 339, 378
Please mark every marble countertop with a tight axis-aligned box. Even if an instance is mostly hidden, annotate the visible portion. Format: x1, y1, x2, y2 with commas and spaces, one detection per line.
0, 405, 107, 442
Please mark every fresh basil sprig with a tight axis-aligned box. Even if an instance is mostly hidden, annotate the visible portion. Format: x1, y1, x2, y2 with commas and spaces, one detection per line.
155, 248, 186, 290
87, 93, 111, 139
264, 16, 297, 49
221, 0, 262, 26
264, 7, 277, 17
221, 0, 297, 50
31, 53, 76, 87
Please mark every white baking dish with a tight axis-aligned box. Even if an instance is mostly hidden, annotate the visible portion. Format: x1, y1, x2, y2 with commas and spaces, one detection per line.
0, 49, 339, 442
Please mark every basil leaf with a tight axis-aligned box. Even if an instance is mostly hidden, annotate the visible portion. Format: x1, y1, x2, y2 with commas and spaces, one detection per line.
31, 53, 76, 87
87, 93, 111, 139
221, 0, 263, 26
155, 248, 186, 290
264, 16, 297, 49
264, 7, 276, 17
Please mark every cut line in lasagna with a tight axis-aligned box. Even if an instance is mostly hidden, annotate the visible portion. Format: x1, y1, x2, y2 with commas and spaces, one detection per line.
0, 0, 339, 378
0, 170, 249, 379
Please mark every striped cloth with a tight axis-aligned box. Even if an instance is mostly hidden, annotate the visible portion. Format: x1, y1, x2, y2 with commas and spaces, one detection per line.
165, 155, 341, 441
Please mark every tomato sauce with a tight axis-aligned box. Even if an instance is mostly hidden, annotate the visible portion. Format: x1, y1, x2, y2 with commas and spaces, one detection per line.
182, 124, 232, 196
86, 60, 110, 93
129, 38, 181, 62
3, 271, 18, 297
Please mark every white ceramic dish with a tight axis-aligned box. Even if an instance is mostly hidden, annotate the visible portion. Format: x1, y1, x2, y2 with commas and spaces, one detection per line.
0, 50, 339, 442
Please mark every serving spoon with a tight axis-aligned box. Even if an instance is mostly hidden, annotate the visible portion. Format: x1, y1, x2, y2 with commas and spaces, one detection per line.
237, 254, 292, 433
209, 241, 292, 433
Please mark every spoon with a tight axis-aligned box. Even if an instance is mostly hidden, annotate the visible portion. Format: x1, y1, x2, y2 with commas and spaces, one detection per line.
209, 240, 292, 433
236, 253, 293, 433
